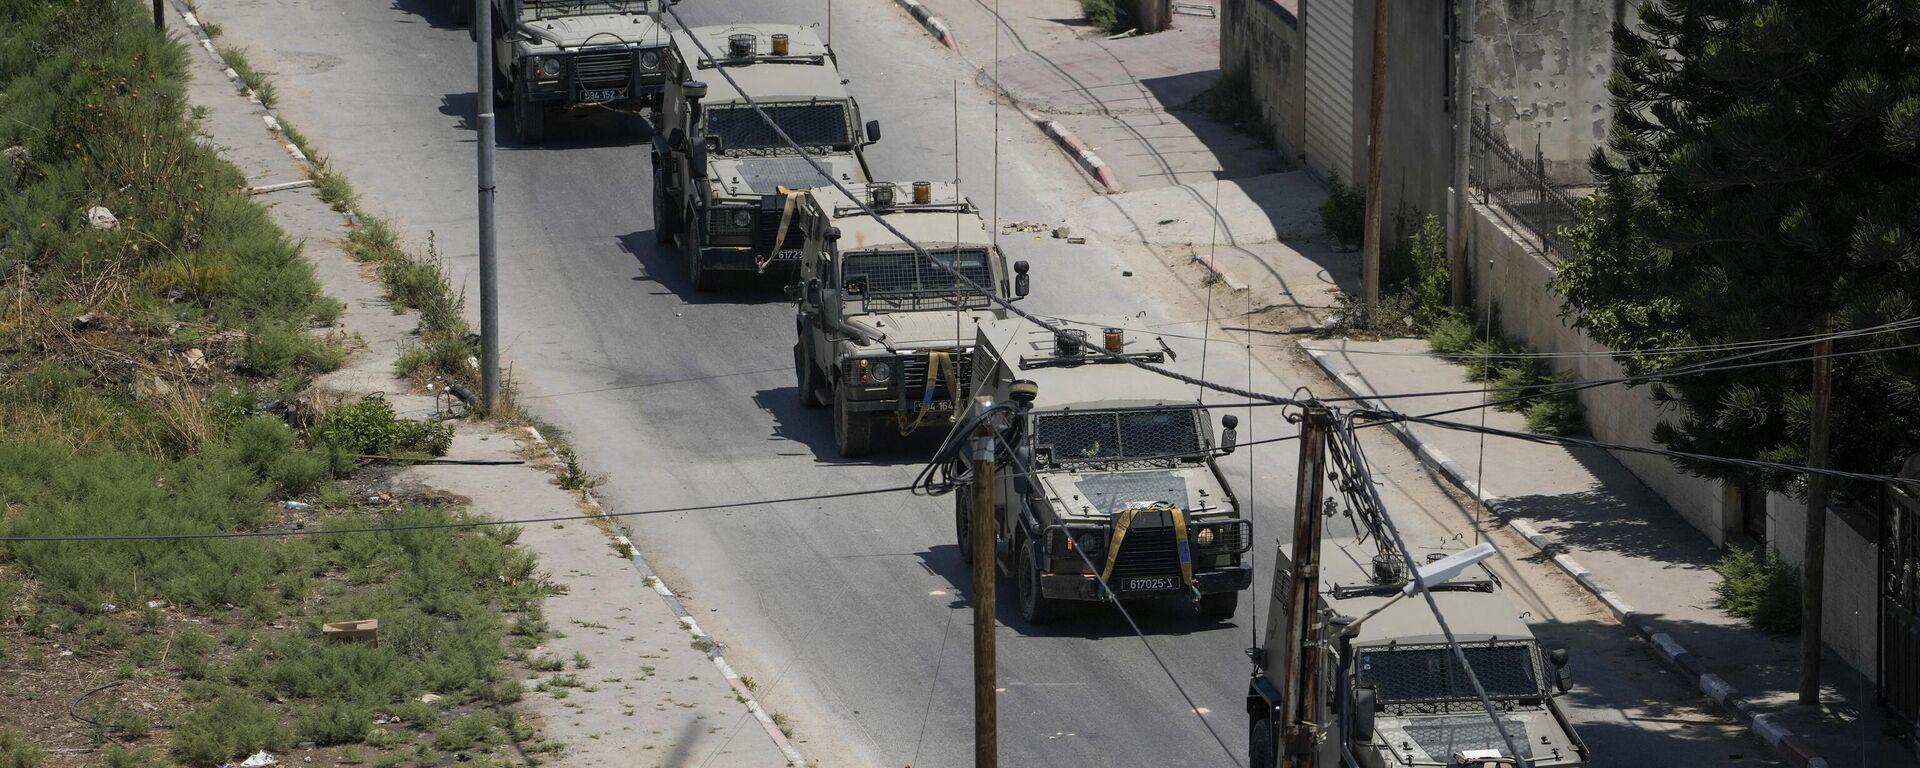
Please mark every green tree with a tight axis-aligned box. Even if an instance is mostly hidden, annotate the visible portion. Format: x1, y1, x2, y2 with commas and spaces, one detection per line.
1554, 0, 1920, 494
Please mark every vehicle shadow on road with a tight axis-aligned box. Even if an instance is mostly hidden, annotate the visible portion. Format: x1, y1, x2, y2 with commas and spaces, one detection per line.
617, 233, 793, 306
435, 92, 654, 147
751, 385, 950, 466
390, 0, 460, 29
919, 543, 1240, 640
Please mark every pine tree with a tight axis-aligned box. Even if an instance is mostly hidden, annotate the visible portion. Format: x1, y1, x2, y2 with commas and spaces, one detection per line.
1554, 0, 1920, 495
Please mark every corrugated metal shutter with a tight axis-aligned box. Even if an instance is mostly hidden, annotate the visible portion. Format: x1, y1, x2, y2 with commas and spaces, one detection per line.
1302, 0, 1356, 183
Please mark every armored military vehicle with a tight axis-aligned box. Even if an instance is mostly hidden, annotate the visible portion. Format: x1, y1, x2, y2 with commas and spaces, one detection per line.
951, 316, 1253, 623
483, 0, 672, 144
653, 25, 881, 290
1246, 501, 1590, 767
790, 181, 1026, 457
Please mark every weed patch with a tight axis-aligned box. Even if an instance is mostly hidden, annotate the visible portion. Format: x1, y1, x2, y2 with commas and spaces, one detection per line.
1713, 547, 1801, 634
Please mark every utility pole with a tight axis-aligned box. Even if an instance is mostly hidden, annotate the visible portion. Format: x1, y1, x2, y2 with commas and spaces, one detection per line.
1360, 0, 1390, 307
475, 0, 500, 413
1798, 334, 1834, 705
1137, 0, 1170, 33
153, 0, 164, 30
1447, 0, 1474, 309
969, 396, 999, 768
1277, 406, 1332, 768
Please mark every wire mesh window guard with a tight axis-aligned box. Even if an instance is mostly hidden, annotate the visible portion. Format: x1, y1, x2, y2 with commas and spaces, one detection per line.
708, 103, 851, 149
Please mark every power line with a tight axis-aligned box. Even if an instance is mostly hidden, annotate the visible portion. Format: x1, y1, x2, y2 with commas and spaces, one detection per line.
0, 485, 917, 543
654, 9, 1308, 410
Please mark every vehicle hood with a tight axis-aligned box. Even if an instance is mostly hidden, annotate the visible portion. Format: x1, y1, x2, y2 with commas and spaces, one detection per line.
842, 310, 997, 351
1036, 466, 1233, 521
710, 153, 868, 197
523, 13, 667, 49
1372, 707, 1585, 767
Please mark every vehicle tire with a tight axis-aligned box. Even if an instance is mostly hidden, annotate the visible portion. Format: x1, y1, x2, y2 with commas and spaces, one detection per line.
1017, 536, 1060, 624
1248, 716, 1275, 768
955, 492, 975, 564
832, 387, 872, 458
652, 164, 677, 244
1199, 591, 1238, 620
685, 214, 716, 292
794, 343, 826, 409
513, 77, 546, 145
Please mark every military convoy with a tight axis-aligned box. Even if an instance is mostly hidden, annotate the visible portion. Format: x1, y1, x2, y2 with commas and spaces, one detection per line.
789, 181, 1025, 457
1246, 506, 1590, 767
952, 316, 1253, 622
478, 0, 673, 144
653, 25, 882, 290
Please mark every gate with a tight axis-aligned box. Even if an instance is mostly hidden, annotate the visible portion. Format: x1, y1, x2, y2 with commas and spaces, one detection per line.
1881, 456, 1920, 726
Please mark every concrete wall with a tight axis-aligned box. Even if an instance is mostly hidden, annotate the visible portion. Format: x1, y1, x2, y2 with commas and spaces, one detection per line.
1471, 200, 1881, 681
1220, 0, 1306, 159
1467, 0, 1630, 184
1353, 0, 1452, 253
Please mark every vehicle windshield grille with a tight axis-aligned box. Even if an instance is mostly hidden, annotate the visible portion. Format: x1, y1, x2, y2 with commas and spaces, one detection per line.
841, 249, 994, 309
1357, 644, 1542, 703
1035, 410, 1203, 464
529, 0, 647, 17
708, 103, 851, 149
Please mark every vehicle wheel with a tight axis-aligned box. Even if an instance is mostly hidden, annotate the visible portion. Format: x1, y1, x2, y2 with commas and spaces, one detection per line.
1017, 536, 1060, 624
652, 165, 677, 244
794, 343, 826, 409
1248, 716, 1275, 768
955, 492, 975, 564
832, 387, 872, 458
685, 215, 716, 291
1199, 591, 1238, 620
513, 77, 546, 145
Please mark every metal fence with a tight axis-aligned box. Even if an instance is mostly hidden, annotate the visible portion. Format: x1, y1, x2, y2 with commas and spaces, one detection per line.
1470, 105, 1585, 264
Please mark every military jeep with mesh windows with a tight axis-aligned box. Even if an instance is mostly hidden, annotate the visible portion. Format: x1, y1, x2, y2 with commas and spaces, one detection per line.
953, 316, 1253, 624
652, 25, 881, 290
484, 0, 672, 144
790, 181, 1027, 457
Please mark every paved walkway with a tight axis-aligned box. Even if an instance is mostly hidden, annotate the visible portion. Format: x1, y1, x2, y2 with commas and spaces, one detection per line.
1306, 337, 1914, 768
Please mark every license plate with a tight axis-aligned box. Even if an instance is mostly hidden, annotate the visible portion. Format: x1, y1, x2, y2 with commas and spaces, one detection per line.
582, 88, 627, 102
920, 399, 953, 411
1125, 577, 1180, 591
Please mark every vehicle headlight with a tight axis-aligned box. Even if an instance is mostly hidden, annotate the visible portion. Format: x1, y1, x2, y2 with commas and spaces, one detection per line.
730, 209, 754, 228
1074, 532, 1103, 556
1195, 527, 1216, 546
538, 57, 562, 78
640, 49, 663, 70
869, 361, 893, 383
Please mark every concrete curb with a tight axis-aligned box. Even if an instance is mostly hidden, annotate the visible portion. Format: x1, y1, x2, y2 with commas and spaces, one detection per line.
524, 429, 808, 767
1299, 343, 1830, 768
170, 1, 313, 175
1042, 120, 1125, 194
890, 0, 957, 49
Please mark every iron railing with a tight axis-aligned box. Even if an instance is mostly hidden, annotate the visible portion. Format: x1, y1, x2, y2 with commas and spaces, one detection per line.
1470, 105, 1585, 264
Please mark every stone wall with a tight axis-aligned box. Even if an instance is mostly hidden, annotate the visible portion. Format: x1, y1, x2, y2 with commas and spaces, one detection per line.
1220, 0, 1305, 161
1467, 0, 1630, 184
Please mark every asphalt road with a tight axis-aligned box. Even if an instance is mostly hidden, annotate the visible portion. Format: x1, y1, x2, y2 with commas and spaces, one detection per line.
195, 0, 1775, 765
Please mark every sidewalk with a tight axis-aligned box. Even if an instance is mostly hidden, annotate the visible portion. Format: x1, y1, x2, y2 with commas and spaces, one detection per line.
1305, 337, 1913, 768
902, 0, 1358, 324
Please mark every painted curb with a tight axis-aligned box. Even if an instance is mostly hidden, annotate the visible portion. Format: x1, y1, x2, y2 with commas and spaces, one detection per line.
1299, 342, 1830, 768
524, 429, 808, 767
1042, 120, 1124, 194
891, 0, 958, 49
168, 0, 313, 174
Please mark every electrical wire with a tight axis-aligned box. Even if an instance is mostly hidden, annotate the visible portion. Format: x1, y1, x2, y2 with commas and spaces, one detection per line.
655, 8, 1310, 410
0, 485, 917, 543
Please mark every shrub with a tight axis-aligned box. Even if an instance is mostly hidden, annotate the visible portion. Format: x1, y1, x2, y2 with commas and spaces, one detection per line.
1406, 214, 1450, 324
1526, 395, 1586, 436
1321, 175, 1367, 250
0, 731, 43, 768
1712, 547, 1801, 634
172, 693, 291, 766
1080, 0, 1125, 32
103, 746, 163, 768
297, 701, 372, 746
309, 398, 453, 457
433, 711, 501, 751
241, 320, 346, 378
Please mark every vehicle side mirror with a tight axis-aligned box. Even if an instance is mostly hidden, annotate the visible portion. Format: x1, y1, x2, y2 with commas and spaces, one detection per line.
1013, 260, 1030, 298
1219, 413, 1239, 455
667, 128, 685, 150
1549, 648, 1572, 693
864, 119, 882, 145
1349, 686, 1377, 742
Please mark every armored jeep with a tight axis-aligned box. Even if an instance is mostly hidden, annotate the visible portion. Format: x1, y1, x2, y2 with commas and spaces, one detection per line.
653, 25, 881, 290
952, 316, 1253, 623
483, 0, 672, 144
790, 181, 1027, 457
1246, 510, 1590, 767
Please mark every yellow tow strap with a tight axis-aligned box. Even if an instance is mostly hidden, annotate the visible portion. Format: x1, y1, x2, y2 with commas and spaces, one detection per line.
900, 350, 961, 435
760, 185, 808, 274
1100, 502, 1197, 596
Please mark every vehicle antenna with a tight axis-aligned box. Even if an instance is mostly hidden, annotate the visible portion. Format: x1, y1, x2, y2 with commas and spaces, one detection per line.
954, 81, 963, 344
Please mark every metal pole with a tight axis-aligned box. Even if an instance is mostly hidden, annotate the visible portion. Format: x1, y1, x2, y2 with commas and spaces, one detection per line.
1799, 333, 1834, 705
1359, 0, 1389, 307
153, 0, 164, 30
1447, 0, 1474, 309
1278, 406, 1332, 767
476, 0, 500, 413
1535, 133, 1547, 253
970, 396, 998, 768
